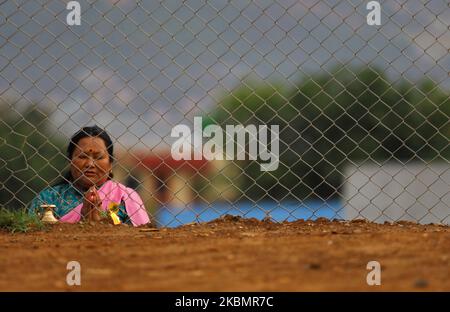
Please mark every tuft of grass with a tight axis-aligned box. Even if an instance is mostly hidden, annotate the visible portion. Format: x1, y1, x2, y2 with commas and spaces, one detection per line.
0, 208, 46, 233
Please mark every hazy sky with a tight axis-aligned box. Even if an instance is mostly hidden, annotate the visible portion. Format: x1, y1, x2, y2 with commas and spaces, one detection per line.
1, 0, 449, 151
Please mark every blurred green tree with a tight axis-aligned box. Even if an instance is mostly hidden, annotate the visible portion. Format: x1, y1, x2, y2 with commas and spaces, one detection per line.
207, 66, 450, 201
0, 100, 66, 210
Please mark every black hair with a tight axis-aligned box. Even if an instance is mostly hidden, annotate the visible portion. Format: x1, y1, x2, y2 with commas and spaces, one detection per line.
59, 125, 114, 185
67, 126, 114, 162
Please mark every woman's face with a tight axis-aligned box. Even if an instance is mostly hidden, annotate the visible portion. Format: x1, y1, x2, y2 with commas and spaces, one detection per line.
70, 136, 112, 189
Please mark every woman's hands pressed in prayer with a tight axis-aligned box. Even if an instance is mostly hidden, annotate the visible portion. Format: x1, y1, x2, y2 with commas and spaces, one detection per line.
81, 186, 102, 222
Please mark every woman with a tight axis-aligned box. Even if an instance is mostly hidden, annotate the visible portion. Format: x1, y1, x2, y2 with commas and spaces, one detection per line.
29, 126, 150, 227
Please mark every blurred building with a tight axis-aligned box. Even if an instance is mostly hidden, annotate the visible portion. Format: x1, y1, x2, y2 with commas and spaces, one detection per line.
113, 151, 209, 210
343, 162, 450, 225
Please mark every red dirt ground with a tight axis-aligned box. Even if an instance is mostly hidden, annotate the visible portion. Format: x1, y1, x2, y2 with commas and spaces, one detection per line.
0, 215, 449, 291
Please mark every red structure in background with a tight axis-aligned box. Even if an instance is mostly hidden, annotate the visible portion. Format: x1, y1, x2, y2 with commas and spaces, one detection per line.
127, 152, 211, 204
135, 152, 210, 174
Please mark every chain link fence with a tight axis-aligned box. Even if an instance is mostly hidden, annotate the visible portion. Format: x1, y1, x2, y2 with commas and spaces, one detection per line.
1, 0, 449, 227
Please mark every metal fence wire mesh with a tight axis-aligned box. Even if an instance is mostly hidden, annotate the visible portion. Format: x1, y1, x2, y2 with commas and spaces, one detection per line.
1, 0, 449, 227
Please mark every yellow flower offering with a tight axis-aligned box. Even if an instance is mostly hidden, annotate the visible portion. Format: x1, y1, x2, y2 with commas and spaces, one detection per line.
108, 202, 122, 225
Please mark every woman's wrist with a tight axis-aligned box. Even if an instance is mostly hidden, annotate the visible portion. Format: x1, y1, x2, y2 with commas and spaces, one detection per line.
81, 202, 90, 217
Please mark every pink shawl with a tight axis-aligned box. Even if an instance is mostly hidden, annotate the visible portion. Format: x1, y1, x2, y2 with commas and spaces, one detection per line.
59, 180, 150, 227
